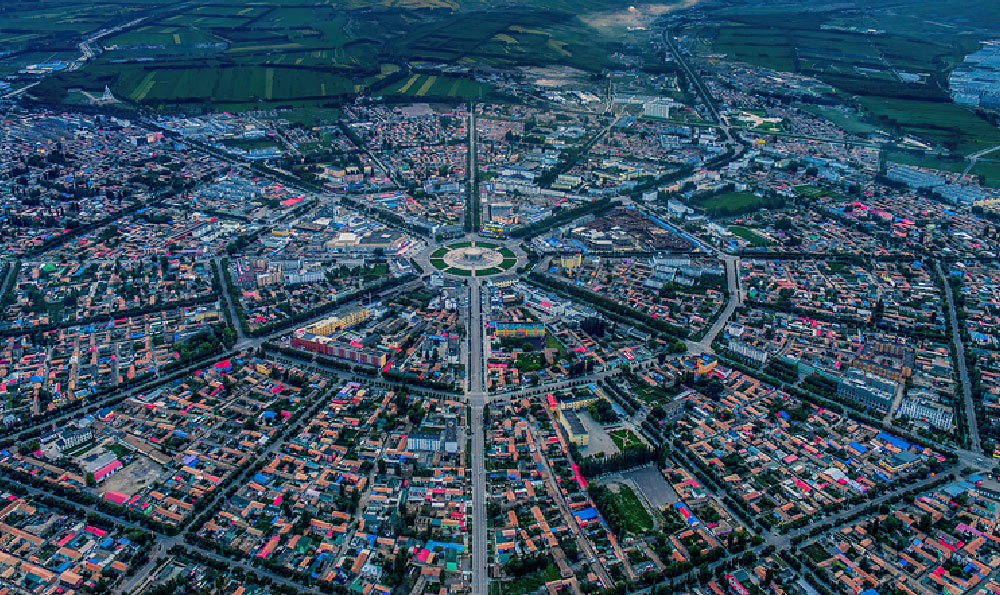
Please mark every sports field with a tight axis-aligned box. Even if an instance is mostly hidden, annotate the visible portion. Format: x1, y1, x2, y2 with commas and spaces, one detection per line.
729, 226, 772, 247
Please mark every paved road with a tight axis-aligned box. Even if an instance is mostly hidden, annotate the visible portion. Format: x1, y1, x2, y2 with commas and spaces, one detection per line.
688, 254, 742, 354
530, 421, 615, 589
1, 260, 18, 294
663, 29, 727, 139
468, 278, 488, 595
936, 261, 981, 454
214, 257, 247, 343
7, 477, 326, 595
468, 107, 479, 232
962, 144, 1000, 176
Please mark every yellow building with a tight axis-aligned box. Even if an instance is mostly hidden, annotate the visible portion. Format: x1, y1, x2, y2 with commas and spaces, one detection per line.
560, 410, 589, 446
558, 254, 582, 269
309, 308, 370, 336
494, 322, 545, 339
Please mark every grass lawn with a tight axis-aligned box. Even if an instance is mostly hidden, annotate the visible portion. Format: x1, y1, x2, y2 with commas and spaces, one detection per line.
500, 258, 517, 269
499, 247, 516, 259
474, 241, 498, 248
695, 191, 771, 217
515, 352, 546, 372
793, 185, 826, 197
545, 332, 566, 358
498, 563, 560, 595
430, 259, 447, 270
431, 247, 448, 259
450, 241, 472, 248
106, 443, 131, 458
610, 429, 643, 451
729, 226, 772, 247
475, 267, 502, 276
609, 484, 654, 533
446, 267, 471, 276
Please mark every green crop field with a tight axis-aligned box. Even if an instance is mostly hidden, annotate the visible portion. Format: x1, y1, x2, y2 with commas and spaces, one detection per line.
798, 105, 880, 135
883, 151, 967, 173
713, 27, 797, 72
860, 98, 1000, 155
71, 63, 358, 106
20, 0, 622, 111
106, 26, 218, 46
705, 6, 999, 156
971, 161, 1000, 188
382, 74, 489, 99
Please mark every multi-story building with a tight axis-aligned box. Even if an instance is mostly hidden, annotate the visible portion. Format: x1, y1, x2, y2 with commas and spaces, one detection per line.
307, 308, 371, 336
837, 368, 897, 412
291, 331, 386, 367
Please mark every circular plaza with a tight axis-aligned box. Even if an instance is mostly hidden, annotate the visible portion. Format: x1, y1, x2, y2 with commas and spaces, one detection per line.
429, 241, 520, 277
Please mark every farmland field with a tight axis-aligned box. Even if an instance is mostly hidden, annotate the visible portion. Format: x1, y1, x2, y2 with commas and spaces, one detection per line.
859, 97, 1000, 155
883, 151, 967, 173
706, 9, 999, 155
382, 74, 489, 99
971, 161, 1000, 188
798, 105, 880, 135
106, 26, 218, 46
20, 0, 622, 111
39, 62, 359, 108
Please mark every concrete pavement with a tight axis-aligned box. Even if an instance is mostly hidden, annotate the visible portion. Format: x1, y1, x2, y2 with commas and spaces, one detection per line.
936, 261, 981, 454
687, 254, 741, 355
468, 278, 488, 595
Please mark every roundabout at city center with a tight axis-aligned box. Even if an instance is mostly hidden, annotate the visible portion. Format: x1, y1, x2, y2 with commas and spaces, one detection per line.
428, 241, 520, 277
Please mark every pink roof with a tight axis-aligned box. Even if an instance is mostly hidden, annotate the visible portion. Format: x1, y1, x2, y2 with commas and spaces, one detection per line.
94, 460, 122, 481
103, 491, 128, 504
257, 535, 280, 558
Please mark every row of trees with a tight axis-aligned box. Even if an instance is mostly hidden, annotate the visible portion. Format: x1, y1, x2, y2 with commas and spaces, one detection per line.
510, 198, 618, 239
527, 272, 689, 340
